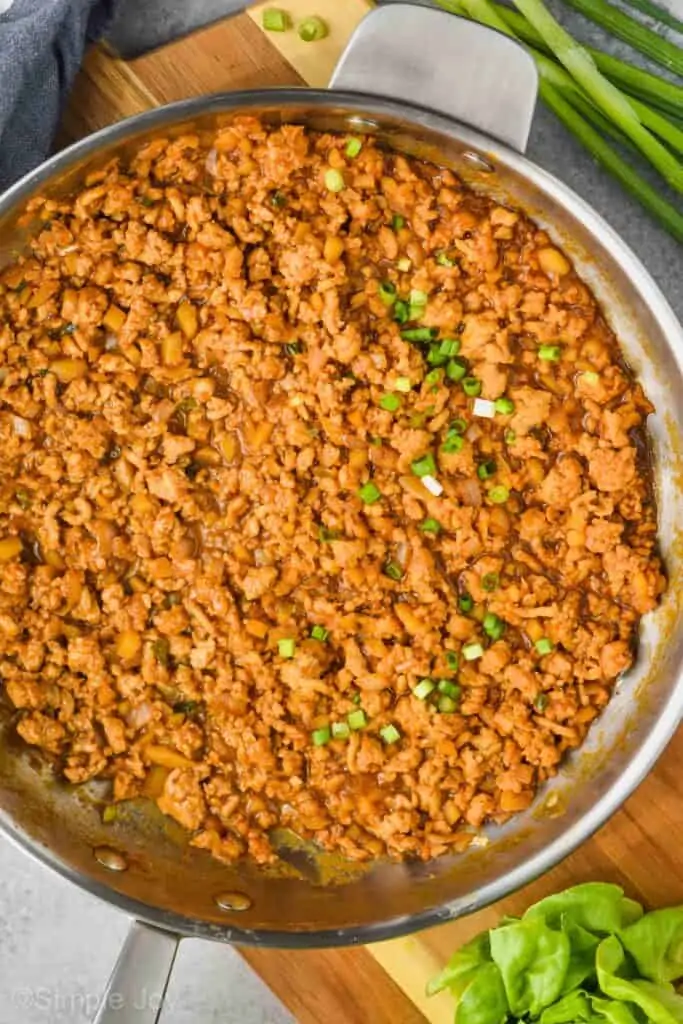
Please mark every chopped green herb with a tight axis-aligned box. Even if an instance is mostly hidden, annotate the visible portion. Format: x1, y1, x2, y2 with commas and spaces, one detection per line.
102, 805, 118, 824
379, 392, 401, 412
482, 572, 500, 592
318, 525, 341, 542
352, 692, 361, 705
438, 679, 461, 700
262, 7, 290, 31
582, 370, 600, 384
413, 678, 436, 700
483, 612, 505, 641
436, 252, 456, 267
410, 288, 428, 307
348, 708, 368, 730
152, 637, 170, 667
394, 376, 412, 393
369, 436, 383, 447
284, 341, 303, 356
504, 429, 517, 445
14, 489, 31, 510
477, 459, 497, 480
358, 481, 382, 504
174, 700, 201, 717
140, 196, 156, 208
534, 692, 549, 712
164, 592, 182, 608
396, 257, 412, 272
299, 14, 328, 40
401, 327, 437, 343
463, 376, 482, 397
446, 651, 460, 671
451, 418, 467, 435
270, 190, 287, 208
462, 642, 484, 661
332, 721, 350, 740
488, 485, 510, 504
324, 168, 345, 193
383, 559, 404, 581
425, 368, 444, 388
539, 344, 562, 362
427, 344, 448, 367
411, 453, 437, 478
459, 593, 474, 613
345, 137, 362, 158
438, 694, 458, 714
311, 625, 329, 642
393, 299, 410, 324
494, 397, 515, 415
439, 338, 461, 357
278, 638, 296, 659
446, 357, 468, 382
312, 726, 331, 746
419, 517, 442, 535
392, 214, 405, 230
380, 723, 401, 744
535, 637, 555, 656
378, 280, 397, 306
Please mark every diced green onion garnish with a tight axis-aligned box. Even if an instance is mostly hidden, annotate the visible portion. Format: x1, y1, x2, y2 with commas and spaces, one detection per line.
380, 723, 401, 744
413, 678, 436, 700
446, 358, 467, 382
411, 453, 437, 478
535, 637, 555, 656
539, 344, 561, 362
383, 559, 404, 581
401, 327, 437, 343
489, 485, 510, 504
504, 429, 517, 445
439, 338, 461, 357
299, 15, 328, 41
463, 642, 484, 661
278, 638, 296, 659
446, 651, 459, 671
378, 281, 397, 306
483, 613, 505, 640
419, 517, 442, 535
379, 393, 401, 412
438, 679, 461, 700
324, 168, 345, 192
311, 625, 329, 642
438, 694, 458, 713
284, 341, 303, 355
424, 368, 443, 388
348, 708, 367, 730
332, 721, 351, 740
262, 7, 290, 31
534, 693, 549, 712
312, 725, 331, 746
102, 804, 117, 823
451, 418, 467, 434
369, 436, 383, 447
410, 289, 428, 307
397, 257, 412, 272
394, 376, 412, 393
482, 572, 500, 592
318, 525, 341, 542
459, 593, 473, 613
393, 300, 409, 324
582, 370, 600, 384
494, 397, 515, 414
427, 344, 448, 367
271, 190, 287, 208
358, 481, 382, 504
463, 377, 482, 397
345, 137, 362, 158
392, 214, 406, 231
477, 460, 497, 480
436, 252, 456, 267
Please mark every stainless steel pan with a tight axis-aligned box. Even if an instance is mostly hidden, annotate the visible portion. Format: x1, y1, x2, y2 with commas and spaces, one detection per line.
1, 5, 682, 1021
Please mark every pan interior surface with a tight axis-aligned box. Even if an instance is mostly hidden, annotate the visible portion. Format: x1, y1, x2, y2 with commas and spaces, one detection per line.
1, 93, 682, 946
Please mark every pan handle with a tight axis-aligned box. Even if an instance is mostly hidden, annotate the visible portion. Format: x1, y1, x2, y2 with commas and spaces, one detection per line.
92, 920, 180, 1024
330, 3, 538, 153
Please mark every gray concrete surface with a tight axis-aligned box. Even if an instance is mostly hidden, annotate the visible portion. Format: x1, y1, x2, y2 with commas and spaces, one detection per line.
2, 2, 683, 1022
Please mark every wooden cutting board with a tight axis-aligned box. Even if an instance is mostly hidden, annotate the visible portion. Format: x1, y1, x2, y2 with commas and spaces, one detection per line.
58, 8, 683, 1024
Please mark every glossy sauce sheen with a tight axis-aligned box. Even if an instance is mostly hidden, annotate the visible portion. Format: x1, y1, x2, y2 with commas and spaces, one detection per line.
0, 120, 665, 865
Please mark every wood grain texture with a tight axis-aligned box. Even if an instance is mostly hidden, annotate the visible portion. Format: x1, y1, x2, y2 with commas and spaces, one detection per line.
57, 13, 683, 1024
242, 945, 427, 1024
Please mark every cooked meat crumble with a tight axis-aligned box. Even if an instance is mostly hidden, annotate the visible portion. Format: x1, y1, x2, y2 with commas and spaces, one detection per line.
0, 119, 665, 864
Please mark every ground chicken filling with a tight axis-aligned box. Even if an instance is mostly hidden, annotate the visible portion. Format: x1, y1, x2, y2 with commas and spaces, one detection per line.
0, 119, 666, 865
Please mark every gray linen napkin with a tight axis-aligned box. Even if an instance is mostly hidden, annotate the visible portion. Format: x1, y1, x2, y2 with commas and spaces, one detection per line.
0, 0, 115, 192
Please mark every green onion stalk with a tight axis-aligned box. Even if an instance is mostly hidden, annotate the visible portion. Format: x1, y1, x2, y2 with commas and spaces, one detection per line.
434, 0, 683, 243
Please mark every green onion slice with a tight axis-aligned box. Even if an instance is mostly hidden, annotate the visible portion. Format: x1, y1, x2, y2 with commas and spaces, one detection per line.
324, 168, 345, 192
358, 481, 382, 504
380, 723, 401, 744
299, 15, 328, 41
